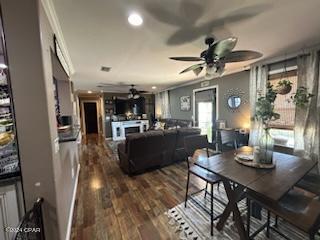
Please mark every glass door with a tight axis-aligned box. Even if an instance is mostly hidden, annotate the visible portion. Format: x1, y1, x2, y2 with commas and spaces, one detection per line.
198, 102, 213, 142
194, 88, 216, 143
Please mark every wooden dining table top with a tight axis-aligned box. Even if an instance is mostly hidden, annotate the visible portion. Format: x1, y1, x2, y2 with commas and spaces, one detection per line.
195, 146, 317, 201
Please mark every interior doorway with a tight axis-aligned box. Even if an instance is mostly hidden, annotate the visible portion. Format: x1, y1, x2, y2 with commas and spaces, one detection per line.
83, 102, 98, 134
193, 86, 218, 142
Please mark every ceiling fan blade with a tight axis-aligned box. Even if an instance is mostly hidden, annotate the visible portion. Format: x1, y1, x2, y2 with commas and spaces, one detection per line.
225, 50, 263, 63
180, 63, 205, 74
212, 37, 238, 58
170, 57, 203, 61
193, 67, 203, 76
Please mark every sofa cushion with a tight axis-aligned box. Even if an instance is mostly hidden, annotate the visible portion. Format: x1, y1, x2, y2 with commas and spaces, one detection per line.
176, 128, 202, 148
160, 118, 193, 129
126, 131, 164, 158
177, 120, 192, 128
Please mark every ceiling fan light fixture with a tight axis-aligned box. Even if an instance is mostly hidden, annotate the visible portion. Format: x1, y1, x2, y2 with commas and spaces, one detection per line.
217, 67, 225, 76
206, 65, 216, 74
128, 93, 133, 99
133, 94, 140, 99
204, 73, 213, 80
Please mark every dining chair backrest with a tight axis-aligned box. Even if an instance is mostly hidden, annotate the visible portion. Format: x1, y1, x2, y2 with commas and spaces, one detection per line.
219, 129, 237, 150
12, 198, 45, 240
184, 135, 210, 168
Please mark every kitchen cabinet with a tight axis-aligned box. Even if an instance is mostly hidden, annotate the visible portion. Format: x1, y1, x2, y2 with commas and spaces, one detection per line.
0, 183, 20, 240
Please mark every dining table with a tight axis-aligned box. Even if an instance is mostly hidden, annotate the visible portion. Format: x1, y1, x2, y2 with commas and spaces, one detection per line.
195, 146, 317, 240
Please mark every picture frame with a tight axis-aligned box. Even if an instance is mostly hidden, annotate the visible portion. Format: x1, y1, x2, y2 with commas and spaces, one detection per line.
180, 96, 191, 111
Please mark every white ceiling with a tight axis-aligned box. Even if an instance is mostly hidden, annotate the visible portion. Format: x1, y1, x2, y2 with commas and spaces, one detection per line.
51, 0, 320, 93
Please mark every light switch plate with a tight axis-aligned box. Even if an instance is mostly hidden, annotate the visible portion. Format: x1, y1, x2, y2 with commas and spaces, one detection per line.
54, 138, 59, 153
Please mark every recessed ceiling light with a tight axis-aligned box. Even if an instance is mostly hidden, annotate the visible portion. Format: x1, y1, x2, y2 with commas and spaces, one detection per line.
88, 91, 92, 94
152, 86, 157, 89
128, 13, 143, 26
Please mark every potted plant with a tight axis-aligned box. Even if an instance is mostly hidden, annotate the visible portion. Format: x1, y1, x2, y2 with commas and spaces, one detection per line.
255, 82, 280, 164
276, 79, 292, 95
291, 86, 314, 108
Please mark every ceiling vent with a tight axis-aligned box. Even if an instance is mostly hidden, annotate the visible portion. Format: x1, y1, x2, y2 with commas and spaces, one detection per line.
101, 66, 111, 72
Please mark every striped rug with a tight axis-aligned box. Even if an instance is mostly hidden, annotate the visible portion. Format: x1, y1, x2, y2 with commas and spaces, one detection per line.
165, 186, 314, 240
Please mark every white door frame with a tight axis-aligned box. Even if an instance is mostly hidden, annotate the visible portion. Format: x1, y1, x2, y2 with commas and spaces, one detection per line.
192, 85, 219, 126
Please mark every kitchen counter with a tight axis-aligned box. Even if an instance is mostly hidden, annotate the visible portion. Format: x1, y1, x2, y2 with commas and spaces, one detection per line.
58, 127, 81, 143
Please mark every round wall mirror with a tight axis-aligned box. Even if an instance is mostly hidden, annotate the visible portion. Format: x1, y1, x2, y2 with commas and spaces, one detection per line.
227, 95, 241, 109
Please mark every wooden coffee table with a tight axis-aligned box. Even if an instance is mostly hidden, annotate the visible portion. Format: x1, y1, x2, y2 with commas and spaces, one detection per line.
195, 146, 317, 240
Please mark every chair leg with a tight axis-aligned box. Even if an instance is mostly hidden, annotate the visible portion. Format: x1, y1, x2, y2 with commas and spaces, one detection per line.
246, 198, 251, 238
274, 215, 278, 228
211, 183, 214, 236
266, 211, 271, 238
185, 172, 190, 208
204, 181, 208, 198
309, 233, 315, 240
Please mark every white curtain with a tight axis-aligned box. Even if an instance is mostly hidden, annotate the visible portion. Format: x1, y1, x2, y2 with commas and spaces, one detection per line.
294, 51, 320, 171
249, 64, 268, 146
155, 90, 171, 119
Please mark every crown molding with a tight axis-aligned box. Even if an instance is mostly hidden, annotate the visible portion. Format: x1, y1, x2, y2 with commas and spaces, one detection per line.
40, 0, 75, 74
162, 68, 246, 92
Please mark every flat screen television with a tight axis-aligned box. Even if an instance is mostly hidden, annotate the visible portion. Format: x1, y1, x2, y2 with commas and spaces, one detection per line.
114, 97, 145, 115
114, 99, 128, 114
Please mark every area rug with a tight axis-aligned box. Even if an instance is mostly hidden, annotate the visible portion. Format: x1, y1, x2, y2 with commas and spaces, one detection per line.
165, 186, 314, 240
106, 140, 123, 155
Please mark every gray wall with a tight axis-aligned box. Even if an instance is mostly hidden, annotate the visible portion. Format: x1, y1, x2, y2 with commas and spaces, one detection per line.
169, 71, 250, 128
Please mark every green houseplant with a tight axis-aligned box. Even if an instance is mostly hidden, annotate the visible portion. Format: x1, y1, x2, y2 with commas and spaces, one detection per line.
254, 80, 314, 164
276, 79, 292, 95
291, 86, 314, 108
255, 82, 280, 164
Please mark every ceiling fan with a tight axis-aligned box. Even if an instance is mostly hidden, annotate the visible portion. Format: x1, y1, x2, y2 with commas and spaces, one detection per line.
170, 36, 262, 79
97, 83, 148, 99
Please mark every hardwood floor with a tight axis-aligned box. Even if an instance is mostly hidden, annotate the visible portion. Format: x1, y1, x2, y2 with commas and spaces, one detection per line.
71, 134, 204, 240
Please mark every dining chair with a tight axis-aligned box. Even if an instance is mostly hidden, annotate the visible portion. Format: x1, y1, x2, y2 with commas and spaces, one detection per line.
247, 189, 320, 240
296, 172, 320, 197
12, 198, 45, 240
219, 129, 238, 152
184, 134, 222, 236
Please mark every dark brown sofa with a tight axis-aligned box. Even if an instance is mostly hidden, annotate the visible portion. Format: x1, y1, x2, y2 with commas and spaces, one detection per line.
159, 119, 193, 129
118, 128, 201, 174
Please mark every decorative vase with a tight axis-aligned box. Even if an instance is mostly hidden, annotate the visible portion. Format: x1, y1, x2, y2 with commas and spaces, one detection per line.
258, 128, 274, 164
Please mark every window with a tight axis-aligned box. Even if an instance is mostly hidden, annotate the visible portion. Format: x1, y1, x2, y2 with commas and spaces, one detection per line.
268, 69, 297, 147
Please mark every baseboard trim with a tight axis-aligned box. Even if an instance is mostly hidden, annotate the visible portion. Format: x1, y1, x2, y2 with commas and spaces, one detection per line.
65, 164, 80, 240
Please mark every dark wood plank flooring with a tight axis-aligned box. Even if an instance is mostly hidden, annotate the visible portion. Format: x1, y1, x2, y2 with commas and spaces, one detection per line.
71, 134, 204, 240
